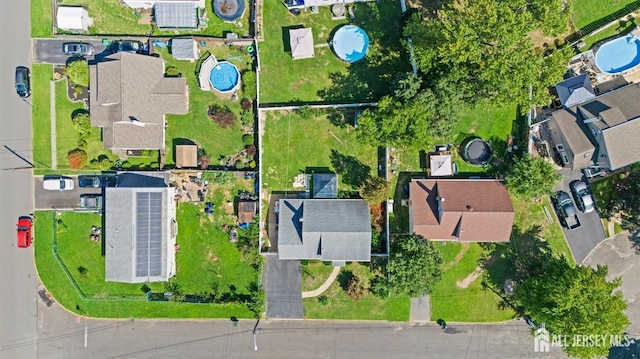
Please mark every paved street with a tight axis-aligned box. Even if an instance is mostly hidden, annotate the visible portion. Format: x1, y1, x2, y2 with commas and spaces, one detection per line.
0, 2, 38, 359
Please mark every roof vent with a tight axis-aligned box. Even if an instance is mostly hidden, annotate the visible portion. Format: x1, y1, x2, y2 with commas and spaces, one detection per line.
466, 205, 473, 211
299, 217, 304, 222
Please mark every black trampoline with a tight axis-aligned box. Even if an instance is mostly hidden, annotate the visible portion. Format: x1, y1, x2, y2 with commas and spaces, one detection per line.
213, 0, 246, 22
461, 137, 493, 166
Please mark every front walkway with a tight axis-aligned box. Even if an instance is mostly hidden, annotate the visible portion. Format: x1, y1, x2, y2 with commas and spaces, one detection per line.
301, 266, 340, 298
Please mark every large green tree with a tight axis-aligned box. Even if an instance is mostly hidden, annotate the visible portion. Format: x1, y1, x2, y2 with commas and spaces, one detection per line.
360, 176, 391, 204
405, 0, 571, 109
601, 166, 640, 231
388, 234, 443, 297
512, 257, 629, 358
505, 155, 560, 199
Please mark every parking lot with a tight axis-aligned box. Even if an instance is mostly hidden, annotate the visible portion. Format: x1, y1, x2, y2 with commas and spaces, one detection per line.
554, 169, 607, 264
34, 175, 102, 210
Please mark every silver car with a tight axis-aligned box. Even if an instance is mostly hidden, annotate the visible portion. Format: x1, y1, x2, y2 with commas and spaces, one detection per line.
62, 42, 95, 56
571, 181, 595, 213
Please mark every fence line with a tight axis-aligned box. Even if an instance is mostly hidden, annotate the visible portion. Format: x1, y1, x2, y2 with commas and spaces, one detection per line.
259, 102, 377, 111
566, 2, 640, 44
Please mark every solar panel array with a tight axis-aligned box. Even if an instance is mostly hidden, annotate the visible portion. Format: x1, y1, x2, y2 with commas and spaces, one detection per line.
136, 192, 163, 278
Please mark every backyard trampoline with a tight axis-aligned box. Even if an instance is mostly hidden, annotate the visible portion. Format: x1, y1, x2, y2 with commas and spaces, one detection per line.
330, 25, 369, 63
461, 137, 493, 166
213, 0, 246, 22
209, 61, 241, 93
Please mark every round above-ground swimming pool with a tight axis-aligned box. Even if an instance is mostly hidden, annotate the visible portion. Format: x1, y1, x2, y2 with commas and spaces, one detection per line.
331, 25, 369, 63
213, 0, 246, 22
209, 61, 240, 93
596, 35, 640, 74
461, 138, 493, 166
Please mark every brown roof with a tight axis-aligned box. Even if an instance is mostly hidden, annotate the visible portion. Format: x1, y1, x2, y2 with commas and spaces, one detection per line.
409, 179, 514, 242
89, 52, 188, 150
175, 144, 198, 168
238, 201, 257, 224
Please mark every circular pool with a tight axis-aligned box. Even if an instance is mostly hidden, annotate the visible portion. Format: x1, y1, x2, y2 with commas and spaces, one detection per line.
331, 25, 369, 63
461, 138, 493, 166
213, 0, 246, 22
209, 61, 240, 93
596, 35, 640, 75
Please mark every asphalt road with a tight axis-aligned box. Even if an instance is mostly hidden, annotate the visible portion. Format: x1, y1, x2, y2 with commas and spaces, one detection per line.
0, 1, 38, 359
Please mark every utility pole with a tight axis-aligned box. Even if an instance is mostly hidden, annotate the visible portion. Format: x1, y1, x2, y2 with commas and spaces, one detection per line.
252, 319, 260, 351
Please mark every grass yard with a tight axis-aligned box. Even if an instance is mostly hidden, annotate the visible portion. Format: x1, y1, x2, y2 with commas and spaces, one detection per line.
31, 0, 54, 38
58, 0, 250, 37
159, 44, 254, 166
301, 260, 336, 291
302, 262, 410, 321
259, 1, 406, 104
32, 64, 52, 169
261, 110, 377, 192
591, 175, 617, 213
35, 180, 259, 318
573, 0, 638, 29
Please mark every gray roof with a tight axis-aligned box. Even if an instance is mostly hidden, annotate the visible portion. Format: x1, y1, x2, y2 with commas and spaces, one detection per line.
277, 199, 371, 262
550, 109, 595, 169
578, 83, 640, 129
311, 173, 337, 198
89, 52, 188, 150
555, 73, 596, 108
116, 171, 170, 187
171, 38, 198, 60
105, 186, 175, 283
601, 119, 640, 170
154, 2, 198, 28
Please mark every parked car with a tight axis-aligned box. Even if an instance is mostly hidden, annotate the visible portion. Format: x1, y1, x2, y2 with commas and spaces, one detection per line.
571, 181, 595, 213
555, 191, 581, 230
62, 42, 95, 56
80, 194, 103, 209
16, 216, 33, 248
15, 66, 31, 98
78, 175, 101, 188
109, 40, 144, 54
43, 177, 74, 191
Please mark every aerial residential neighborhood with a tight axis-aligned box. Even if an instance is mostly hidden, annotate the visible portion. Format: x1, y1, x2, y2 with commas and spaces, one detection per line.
2, 0, 640, 358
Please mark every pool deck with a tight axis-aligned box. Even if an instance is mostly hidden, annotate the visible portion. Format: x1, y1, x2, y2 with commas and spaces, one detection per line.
198, 55, 218, 91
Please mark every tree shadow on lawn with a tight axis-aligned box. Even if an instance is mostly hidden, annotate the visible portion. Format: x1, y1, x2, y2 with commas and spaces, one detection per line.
337, 269, 354, 291
330, 149, 371, 189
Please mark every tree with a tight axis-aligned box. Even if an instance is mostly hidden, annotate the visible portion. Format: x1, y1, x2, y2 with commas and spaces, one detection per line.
208, 105, 237, 128
66, 59, 89, 86
388, 234, 443, 297
512, 257, 629, 359
67, 149, 88, 169
603, 166, 640, 231
360, 176, 391, 204
527, 0, 573, 36
71, 112, 91, 134
506, 155, 560, 199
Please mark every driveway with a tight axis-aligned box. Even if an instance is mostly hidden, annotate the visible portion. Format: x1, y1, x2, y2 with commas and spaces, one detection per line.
33, 39, 108, 64
263, 255, 303, 319
583, 232, 640, 336
34, 175, 101, 210
554, 169, 606, 264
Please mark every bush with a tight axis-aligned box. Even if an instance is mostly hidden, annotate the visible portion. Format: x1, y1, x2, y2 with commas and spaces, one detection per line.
245, 144, 256, 156
121, 161, 133, 169
248, 160, 256, 169
77, 138, 87, 149
297, 105, 318, 120
318, 295, 329, 305
241, 111, 254, 128
66, 59, 89, 86
241, 71, 257, 99
71, 112, 91, 134
241, 98, 252, 111
199, 154, 211, 169
67, 149, 88, 169
345, 275, 367, 301
208, 105, 237, 129
235, 161, 245, 169
242, 134, 254, 146
165, 66, 180, 77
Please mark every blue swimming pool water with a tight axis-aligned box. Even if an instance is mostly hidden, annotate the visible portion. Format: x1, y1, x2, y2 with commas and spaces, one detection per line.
209, 61, 240, 93
596, 35, 640, 74
331, 25, 369, 63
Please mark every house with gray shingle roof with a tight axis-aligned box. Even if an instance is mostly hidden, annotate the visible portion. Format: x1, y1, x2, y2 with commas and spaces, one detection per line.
409, 179, 514, 242
105, 171, 178, 283
89, 52, 188, 151
547, 82, 640, 171
555, 73, 596, 108
277, 199, 371, 263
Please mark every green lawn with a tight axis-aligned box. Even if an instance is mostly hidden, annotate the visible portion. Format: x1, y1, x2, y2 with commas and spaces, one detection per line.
591, 175, 617, 213
302, 262, 410, 321
262, 110, 377, 192
301, 260, 336, 291
54, 80, 87, 167
580, 17, 637, 52
34, 173, 259, 318
573, 0, 638, 29
31, 0, 53, 37
259, 1, 406, 104
159, 45, 254, 166
58, 0, 250, 37
32, 64, 52, 169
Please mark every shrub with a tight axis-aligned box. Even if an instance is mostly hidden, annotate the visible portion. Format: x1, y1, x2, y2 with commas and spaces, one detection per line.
248, 160, 256, 169
241, 98, 252, 111
241, 111, 254, 128
71, 112, 91, 134
318, 295, 329, 305
242, 134, 254, 146
235, 161, 245, 169
360, 177, 391, 204
199, 154, 211, 169
66, 59, 89, 86
208, 105, 237, 129
346, 275, 367, 301
74, 85, 83, 95
67, 149, 88, 169
77, 138, 87, 149
121, 161, 133, 169
297, 105, 318, 120
165, 66, 180, 77
241, 71, 257, 99
245, 144, 256, 156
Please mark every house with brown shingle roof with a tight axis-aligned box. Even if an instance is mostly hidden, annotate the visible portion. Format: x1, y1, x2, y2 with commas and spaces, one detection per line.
89, 52, 188, 151
409, 179, 514, 242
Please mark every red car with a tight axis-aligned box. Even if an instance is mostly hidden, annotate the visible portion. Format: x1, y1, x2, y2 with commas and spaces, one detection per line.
17, 216, 33, 248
